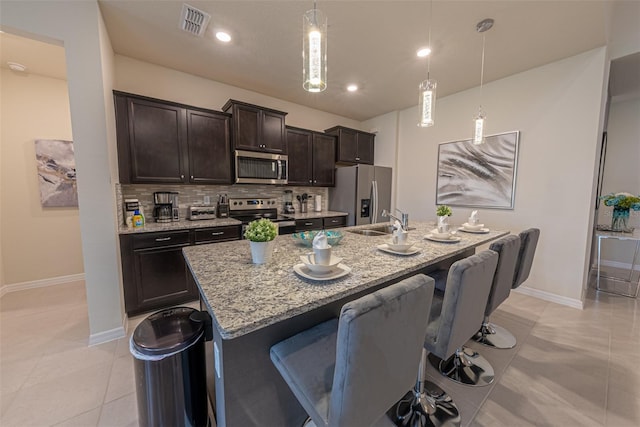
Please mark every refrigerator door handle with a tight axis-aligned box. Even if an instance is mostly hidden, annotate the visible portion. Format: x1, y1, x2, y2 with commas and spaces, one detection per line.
372, 180, 378, 223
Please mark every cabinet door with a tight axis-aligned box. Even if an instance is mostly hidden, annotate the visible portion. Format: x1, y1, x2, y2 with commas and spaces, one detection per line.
126, 97, 187, 183
312, 133, 336, 186
295, 218, 323, 231
233, 104, 261, 151
336, 128, 358, 163
323, 216, 346, 229
194, 225, 241, 244
187, 110, 232, 184
356, 132, 375, 165
132, 244, 196, 314
286, 128, 313, 186
262, 111, 286, 153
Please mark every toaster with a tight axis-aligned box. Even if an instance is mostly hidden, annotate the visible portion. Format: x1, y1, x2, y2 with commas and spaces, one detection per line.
187, 205, 217, 220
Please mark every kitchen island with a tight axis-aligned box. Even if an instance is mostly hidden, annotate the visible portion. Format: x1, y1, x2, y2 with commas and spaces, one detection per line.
183, 222, 508, 426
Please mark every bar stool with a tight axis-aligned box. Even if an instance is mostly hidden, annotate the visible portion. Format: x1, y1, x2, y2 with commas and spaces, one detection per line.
473, 235, 521, 349
270, 274, 434, 427
513, 228, 540, 290
427, 250, 499, 387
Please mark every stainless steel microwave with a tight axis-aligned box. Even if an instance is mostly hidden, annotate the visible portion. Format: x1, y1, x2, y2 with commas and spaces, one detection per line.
235, 150, 288, 184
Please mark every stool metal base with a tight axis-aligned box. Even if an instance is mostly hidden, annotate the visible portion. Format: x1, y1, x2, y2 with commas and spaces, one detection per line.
473, 321, 516, 349
390, 381, 460, 427
429, 347, 494, 387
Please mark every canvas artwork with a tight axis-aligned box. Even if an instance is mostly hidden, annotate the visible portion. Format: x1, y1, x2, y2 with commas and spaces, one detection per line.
436, 131, 520, 209
35, 139, 78, 207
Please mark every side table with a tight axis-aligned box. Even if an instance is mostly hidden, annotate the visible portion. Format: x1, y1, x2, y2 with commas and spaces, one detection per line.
596, 229, 640, 298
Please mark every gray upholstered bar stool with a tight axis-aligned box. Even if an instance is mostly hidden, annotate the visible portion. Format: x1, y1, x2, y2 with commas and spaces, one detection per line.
270, 274, 434, 427
473, 235, 521, 349
426, 250, 499, 387
475, 228, 540, 349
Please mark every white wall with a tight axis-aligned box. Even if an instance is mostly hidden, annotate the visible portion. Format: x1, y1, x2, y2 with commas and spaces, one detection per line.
114, 56, 362, 133
368, 48, 608, 305
1, 0, 125, 343
0, 69, 84, 286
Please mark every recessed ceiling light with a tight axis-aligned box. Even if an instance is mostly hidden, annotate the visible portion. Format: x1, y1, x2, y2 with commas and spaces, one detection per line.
347, 84, 358, 92
216, 31, 231, 42
417, 47, 431, 57
7, 62, 27, 72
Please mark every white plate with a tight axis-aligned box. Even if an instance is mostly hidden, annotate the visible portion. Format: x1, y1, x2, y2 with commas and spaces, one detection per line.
377, 244, 421, 256
293, 263, 352, 281
458, 227, 490, 234
430, 229, 454, 239
424, 234, 462, 243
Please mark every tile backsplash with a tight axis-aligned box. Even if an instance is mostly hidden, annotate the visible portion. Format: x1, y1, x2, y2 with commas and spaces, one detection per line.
116, 183, 328, 225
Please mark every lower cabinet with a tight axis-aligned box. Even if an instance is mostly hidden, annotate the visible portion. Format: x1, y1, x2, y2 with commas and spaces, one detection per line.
120, 225, 241, 315
295, 215, 347, 231
323, 216, 346, 229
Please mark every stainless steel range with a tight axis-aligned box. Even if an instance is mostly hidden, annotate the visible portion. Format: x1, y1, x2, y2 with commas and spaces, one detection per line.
229, 198, 296, 236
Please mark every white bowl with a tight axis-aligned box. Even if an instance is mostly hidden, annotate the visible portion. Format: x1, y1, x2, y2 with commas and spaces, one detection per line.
430, 229, 453, 239
387, 241, 413, 252
300, 254, 343, 274
463, 223, 484, 231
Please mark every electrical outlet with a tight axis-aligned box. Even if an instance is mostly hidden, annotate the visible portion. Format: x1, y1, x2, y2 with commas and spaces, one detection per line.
204, 195, 211, 205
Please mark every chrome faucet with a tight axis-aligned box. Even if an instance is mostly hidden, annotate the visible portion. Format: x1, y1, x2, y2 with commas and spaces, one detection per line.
382, 208, 409, 231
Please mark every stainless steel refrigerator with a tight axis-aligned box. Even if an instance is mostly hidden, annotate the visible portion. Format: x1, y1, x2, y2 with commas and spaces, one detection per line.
329, 165, 392, 226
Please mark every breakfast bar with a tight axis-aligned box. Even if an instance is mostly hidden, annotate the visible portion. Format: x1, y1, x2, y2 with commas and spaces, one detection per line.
183, 222, 508, 426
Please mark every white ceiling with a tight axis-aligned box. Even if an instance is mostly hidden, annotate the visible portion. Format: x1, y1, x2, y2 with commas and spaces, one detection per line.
2, 1, 637, 121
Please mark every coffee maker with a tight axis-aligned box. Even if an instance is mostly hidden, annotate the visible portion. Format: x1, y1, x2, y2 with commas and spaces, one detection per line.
216, 193, 229, 218
283, 190, 295, 214
153, 191, 179, 223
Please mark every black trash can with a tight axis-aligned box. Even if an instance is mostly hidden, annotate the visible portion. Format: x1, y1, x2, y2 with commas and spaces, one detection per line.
130, 307, 209, 427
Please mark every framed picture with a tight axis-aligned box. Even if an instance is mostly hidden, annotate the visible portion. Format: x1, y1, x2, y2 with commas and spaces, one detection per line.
436, 131, 520, 209
35, 139, 78, 207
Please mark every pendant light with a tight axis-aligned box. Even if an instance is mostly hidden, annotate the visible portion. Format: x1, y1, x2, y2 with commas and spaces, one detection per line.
303, 1, 327, 92
418, 0, 436, 127
472, 18, 494, 145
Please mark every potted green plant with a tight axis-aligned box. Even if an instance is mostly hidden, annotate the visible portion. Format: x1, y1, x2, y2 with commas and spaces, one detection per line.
436, 205, 452, 231
601, 192, 640, 232
244, 218, 278, 264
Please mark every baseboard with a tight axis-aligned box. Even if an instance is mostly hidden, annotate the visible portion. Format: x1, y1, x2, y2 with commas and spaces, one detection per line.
0, 273, 85, 298
513, 286, 584, 310
89, 325, 126, 346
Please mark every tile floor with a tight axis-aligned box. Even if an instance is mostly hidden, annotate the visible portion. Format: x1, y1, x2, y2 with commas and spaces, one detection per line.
1, 279, 638, 426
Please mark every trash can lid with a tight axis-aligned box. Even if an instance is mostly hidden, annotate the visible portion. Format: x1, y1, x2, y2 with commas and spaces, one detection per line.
131, 307, 204, 356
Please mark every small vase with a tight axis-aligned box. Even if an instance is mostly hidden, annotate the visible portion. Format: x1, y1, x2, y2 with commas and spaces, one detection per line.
611, 207, 630, 232
437, 215, 450, 233
250, 240, 274, 264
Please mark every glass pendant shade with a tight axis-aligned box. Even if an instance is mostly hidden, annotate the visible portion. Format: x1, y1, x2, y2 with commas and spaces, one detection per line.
418, 79, 437, 127
303, 8, 327, 92
472, 108, 486, 145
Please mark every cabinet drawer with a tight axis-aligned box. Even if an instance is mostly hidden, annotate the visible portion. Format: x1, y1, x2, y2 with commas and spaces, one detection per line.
132, 230, 191, 250
295, 218, 323, 231
194, 226, 241, 244
323, 216, 346, 229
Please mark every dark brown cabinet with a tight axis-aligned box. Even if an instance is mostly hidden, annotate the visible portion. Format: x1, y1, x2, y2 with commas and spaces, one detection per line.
324, 126, 375, 165
120, 224, 241, 315
323, 216, 346, 229
222, 100, 287, 154
295, 218, 323, 231
286, 126, 336, 187
114, 91, 232, 184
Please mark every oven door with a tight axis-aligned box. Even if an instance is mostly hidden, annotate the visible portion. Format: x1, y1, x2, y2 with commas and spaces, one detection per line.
235, 150, 288, 184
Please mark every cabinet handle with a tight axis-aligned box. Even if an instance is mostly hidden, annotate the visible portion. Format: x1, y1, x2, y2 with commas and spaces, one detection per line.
313, 180, 317, 183
309, 180, 313, 183
305, 222, 314, 226
155, 237, 172, 242
355, 157, 360, 161
191, 175, 194, 180
330, 219, 338, 223
210, 232, 224, 236
180, 174, 185, 179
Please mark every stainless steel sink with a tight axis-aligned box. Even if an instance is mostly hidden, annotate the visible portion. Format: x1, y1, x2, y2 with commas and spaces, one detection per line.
347, 224, 416, 236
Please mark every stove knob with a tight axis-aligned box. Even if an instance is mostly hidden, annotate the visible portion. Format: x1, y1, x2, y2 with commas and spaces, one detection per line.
239, 201, 243, 205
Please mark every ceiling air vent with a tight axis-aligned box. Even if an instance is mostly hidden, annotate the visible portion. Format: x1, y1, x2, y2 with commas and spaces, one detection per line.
180, 4, 211, 37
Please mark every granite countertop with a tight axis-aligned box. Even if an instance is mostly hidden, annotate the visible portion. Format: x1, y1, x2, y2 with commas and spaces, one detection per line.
183, 221, 508, 340
119, 217, 242, 234
287, 210, 348, 220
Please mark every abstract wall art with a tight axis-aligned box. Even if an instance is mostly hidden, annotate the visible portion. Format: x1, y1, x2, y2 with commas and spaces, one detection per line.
35, 139, 78, 207
436, 131, 520, 209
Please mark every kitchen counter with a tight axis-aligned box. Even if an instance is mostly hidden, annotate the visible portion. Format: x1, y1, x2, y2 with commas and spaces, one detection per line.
184, 221, 507, 339
184, 221, 508, 426
286, 210, 347, 220
118, 217, 241, 234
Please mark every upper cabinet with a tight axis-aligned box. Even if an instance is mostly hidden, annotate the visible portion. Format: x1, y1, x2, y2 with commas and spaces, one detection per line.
324, 126, 375, 165
114, 91, 232, 185
222, 100, 287, 154
286, 127, 336, 187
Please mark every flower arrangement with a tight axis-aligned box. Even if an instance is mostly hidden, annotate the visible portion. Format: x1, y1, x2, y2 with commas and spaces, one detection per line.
244, 218, 278, 242
436, 205, 452, 217
601, 192, 640, 210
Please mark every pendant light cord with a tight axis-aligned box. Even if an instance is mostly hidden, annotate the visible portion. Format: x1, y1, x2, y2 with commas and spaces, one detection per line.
427, 0, 432, 80
479, 32, 486, 108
